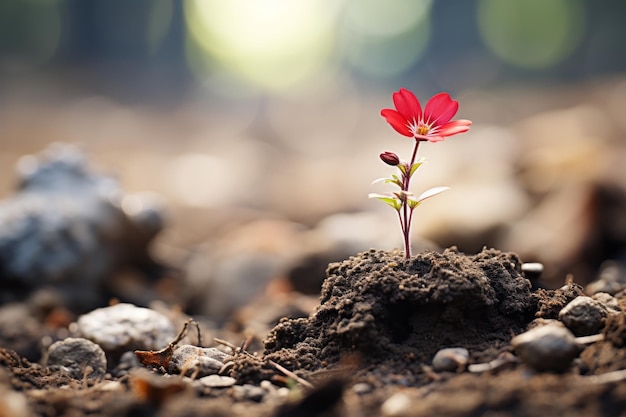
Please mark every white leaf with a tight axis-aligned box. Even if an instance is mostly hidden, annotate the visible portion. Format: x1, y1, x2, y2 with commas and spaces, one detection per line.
416, 186, 450, 203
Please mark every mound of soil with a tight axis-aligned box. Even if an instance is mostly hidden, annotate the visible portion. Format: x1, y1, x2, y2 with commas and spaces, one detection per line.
233, 247, 578, 386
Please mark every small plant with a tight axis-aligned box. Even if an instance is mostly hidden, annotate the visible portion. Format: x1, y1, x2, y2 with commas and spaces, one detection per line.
369, 88, 471, 258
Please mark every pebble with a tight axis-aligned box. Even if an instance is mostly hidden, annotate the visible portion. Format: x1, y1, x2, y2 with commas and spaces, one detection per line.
381, 392, 412, 416
231, 384, 267, 402
168, 345, 230, 377
526, 318, 564, 330
46, 337, 107, 379
0, 303, 41, 360
558, 296, 608, 336
591, 292, 621, 314
260, 380, 278, 392
198, 375, 237, 388
521, 262, 544, 281
511, 324, 579, 372
432, 347, 470, 372
0, 387, 31, 417
352, 382, 374, 395
586, 261, 626, 295
73, 303, 176, 352
113, 351, 143, 376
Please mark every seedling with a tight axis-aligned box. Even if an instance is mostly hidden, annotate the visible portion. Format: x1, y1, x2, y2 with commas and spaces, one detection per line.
370, 88, 471, 258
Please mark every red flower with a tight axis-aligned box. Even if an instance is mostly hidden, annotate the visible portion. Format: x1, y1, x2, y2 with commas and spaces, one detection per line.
380, 88, 472, 142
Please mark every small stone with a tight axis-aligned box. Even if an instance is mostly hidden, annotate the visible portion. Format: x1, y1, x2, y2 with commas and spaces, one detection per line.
352, 382, 373, 395
231, 384, 267, 402
381, 392, 412, 416
521, 262, 544, 281
432, 347, 470, 372
168, 345, 230, 377
558, 296, 608, 336
276, 387, 291, 398
591, 292, 621, 314
113, 351, 143, 376
74, 303, 176, 353
527, 318, 564, 330
512, 324, 579, 372
99, 381, 123, 391
0, 387, 31, 417
260, 380, 278, 393
46, 337, 107, 379
198, 375, 236, 388
586, 261, 626, 295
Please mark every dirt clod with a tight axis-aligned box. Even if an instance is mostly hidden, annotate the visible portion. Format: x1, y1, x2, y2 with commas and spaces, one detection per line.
259, 248, 538, 386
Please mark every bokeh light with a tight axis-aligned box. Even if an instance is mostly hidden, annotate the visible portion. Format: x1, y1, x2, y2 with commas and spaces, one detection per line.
477, 0, 585, 69
0, 0, 62, 71
146, 0, 174, 55
339, 0, 432, 78
93, 0, 173, 56
184, 0, 338, 92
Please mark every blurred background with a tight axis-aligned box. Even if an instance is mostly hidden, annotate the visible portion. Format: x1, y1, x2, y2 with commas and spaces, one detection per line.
2, 0, 626, 316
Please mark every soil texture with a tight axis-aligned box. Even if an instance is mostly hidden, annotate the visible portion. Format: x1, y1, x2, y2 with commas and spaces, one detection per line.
3, 247, 626, 417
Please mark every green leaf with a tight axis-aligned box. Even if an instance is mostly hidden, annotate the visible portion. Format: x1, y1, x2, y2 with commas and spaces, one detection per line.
398, 163, 408, 176
368, 193, 402, 210
407, 198, 420, 209
408, 157, 426, 177
389, 174, 403, 187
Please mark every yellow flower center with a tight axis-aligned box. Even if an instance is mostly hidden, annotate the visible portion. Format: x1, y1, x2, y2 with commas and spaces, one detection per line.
416, 123, 430, 136
408, 118, 435, 137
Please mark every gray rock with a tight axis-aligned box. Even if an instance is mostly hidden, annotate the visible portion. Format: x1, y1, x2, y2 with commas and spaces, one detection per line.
46, 337, 107, 379
432, 347, 470, 372
512, 324, 579, 372
558, 296, 608, 336
74, 303, 176, 353
586, 261, 626, 295
591, 292, 621, 314
0, 303, 41, 361
0, 143, 165, 311
168, 345, 230, 377
113, 351, 144, 376
231, 384, 266, 402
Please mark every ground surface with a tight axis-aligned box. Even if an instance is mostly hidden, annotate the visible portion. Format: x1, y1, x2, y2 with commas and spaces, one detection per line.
3, 247, 626, 417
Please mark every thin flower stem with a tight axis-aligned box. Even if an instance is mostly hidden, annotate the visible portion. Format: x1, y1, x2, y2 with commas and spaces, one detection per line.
402, 139, 421, 258
408, 207, 415, 240
396, 209, 405, 235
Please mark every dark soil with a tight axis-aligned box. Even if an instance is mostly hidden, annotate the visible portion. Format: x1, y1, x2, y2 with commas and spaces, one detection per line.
236, 248, 540, 383
3, 247, 626, 417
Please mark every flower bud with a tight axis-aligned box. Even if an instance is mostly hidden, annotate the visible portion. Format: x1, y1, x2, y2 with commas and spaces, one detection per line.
380, 151, 400, 166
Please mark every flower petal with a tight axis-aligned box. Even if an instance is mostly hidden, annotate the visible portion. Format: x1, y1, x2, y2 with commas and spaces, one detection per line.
424, 93, 458, 126
438, 119, 472, 137
392, 88, 422, 121
380, 109, 413, 137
